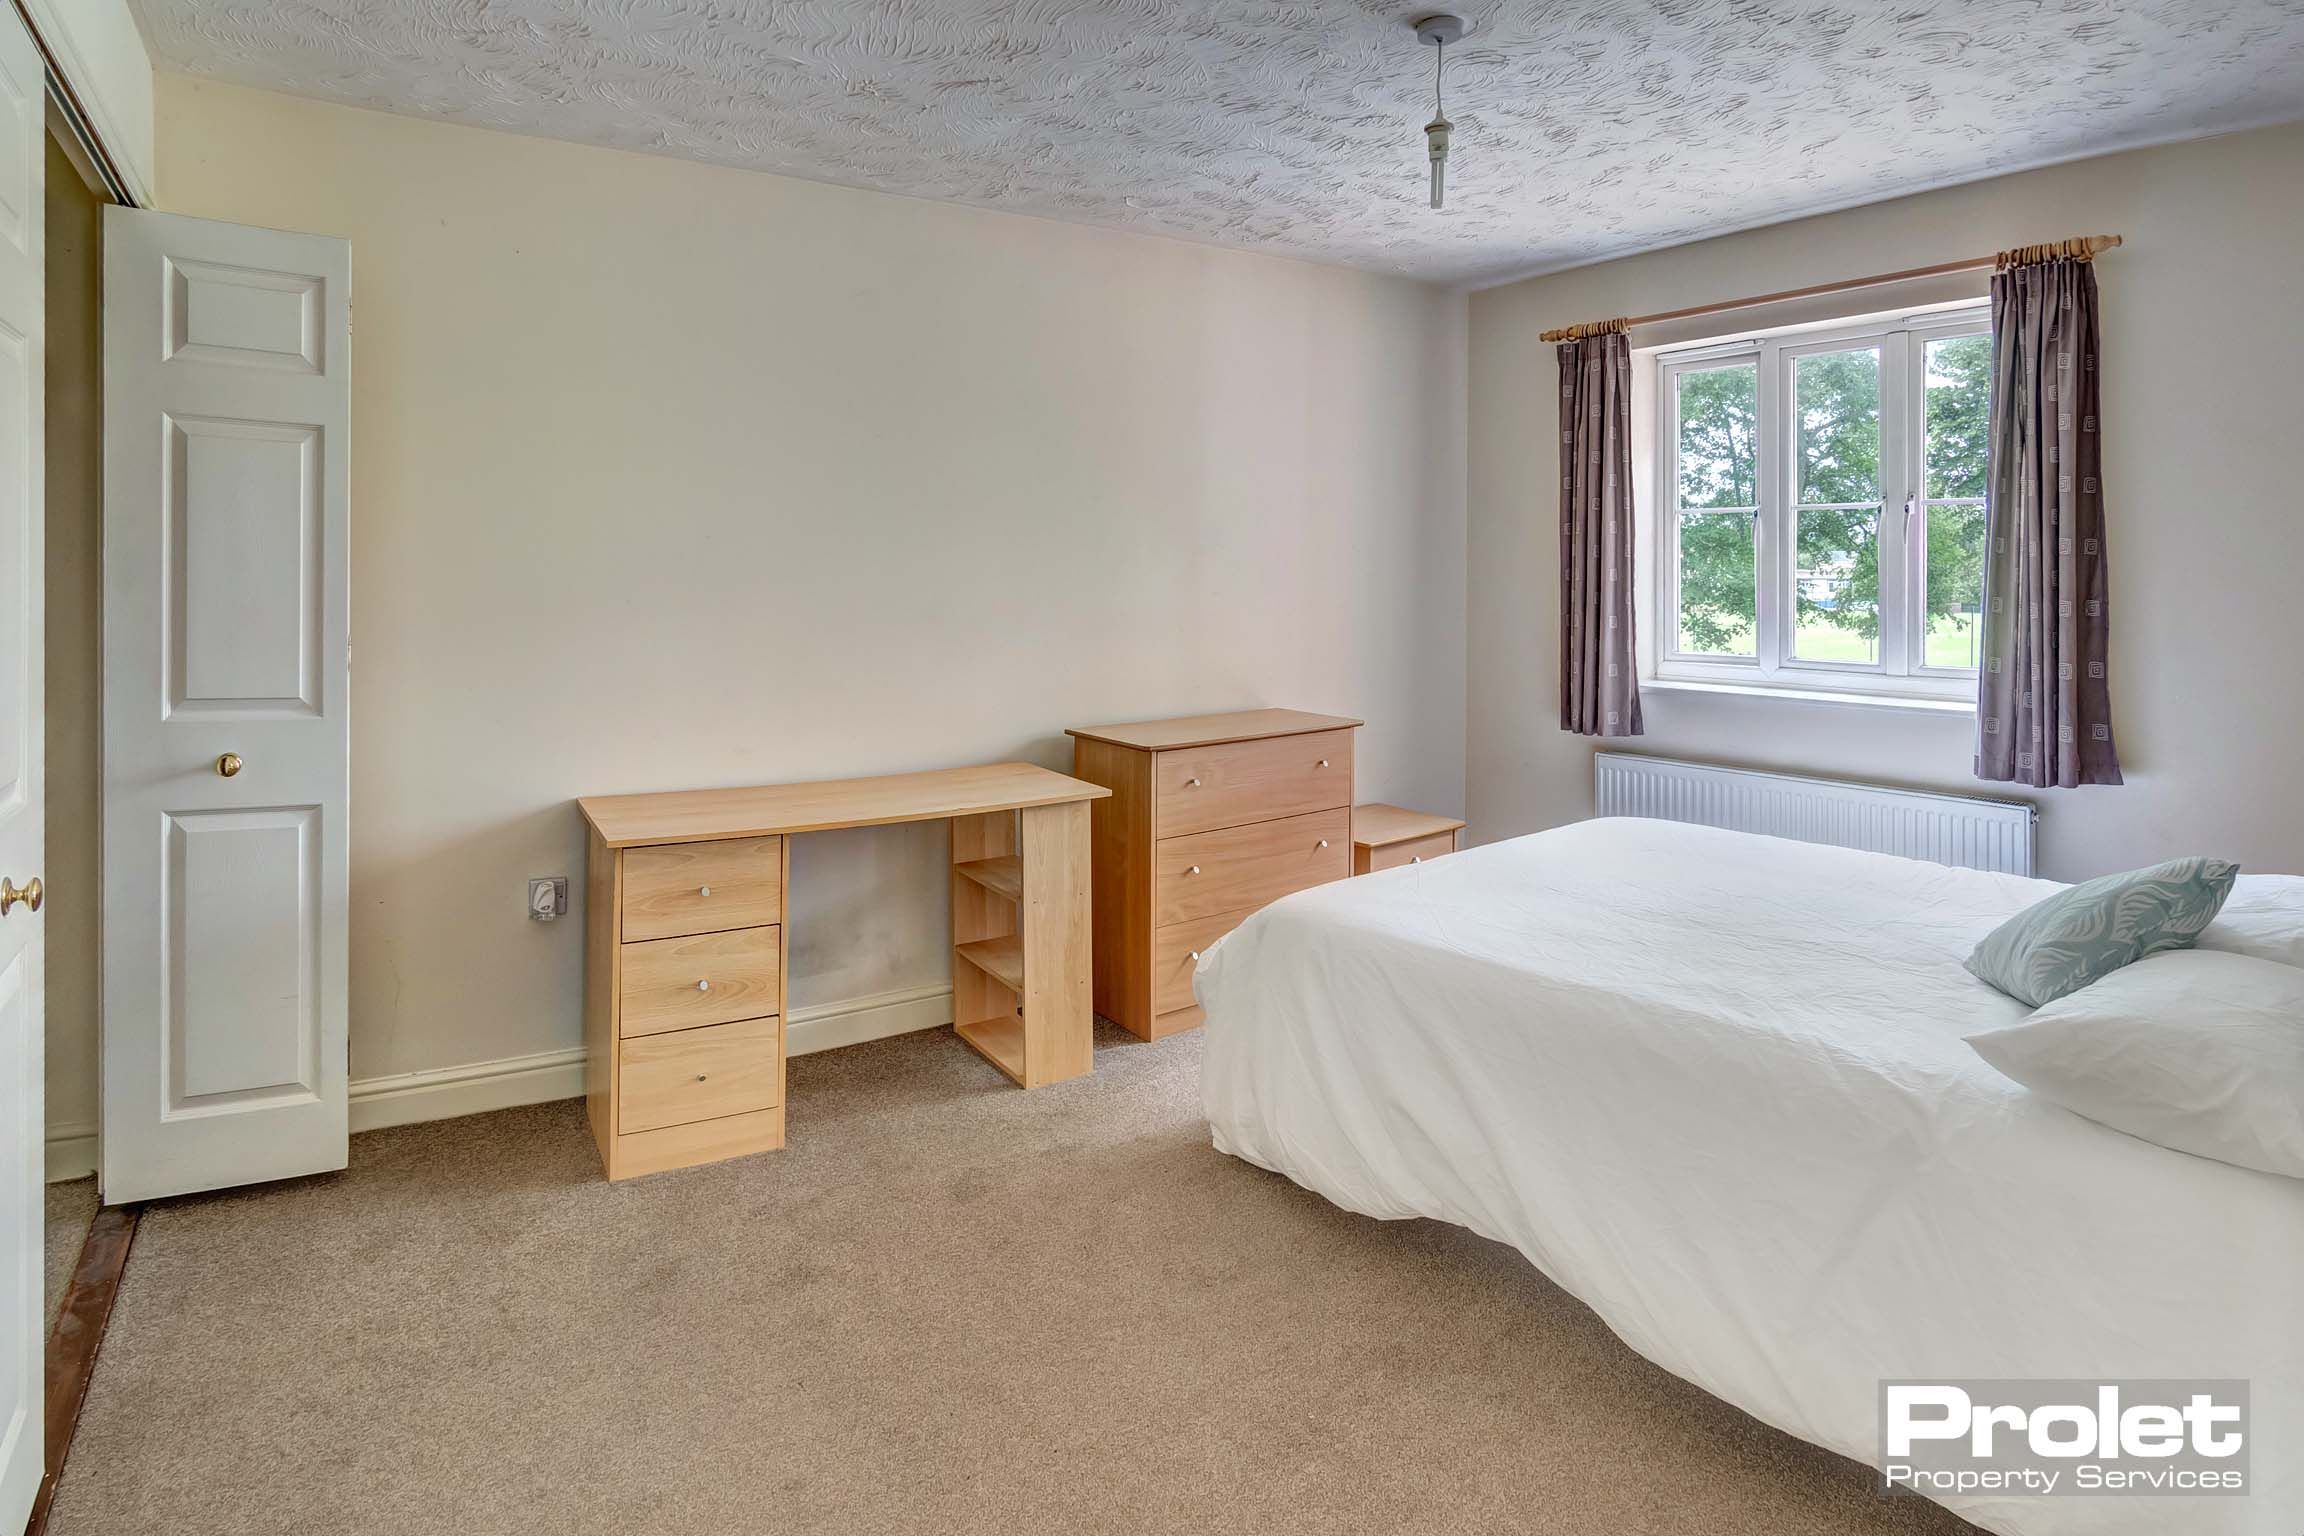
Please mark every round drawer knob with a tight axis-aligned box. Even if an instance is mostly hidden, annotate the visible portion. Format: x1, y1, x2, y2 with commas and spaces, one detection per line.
1410, 855, 1423, 864
1188, 950, 1202, 961
1317, 839, 1329, 849
695, 1073, 709, 1082
1317, 759, 1329, 768
698, 885, 711, 897
1186, 865, 1200, 875
695, 979, 711, 992
1186, 777, 1201, 787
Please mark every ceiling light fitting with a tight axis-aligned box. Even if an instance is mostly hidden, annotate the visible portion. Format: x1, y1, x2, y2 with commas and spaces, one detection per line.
1411, 14, 1467, 211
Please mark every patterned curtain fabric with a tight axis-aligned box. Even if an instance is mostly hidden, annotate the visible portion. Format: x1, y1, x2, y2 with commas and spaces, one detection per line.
1976, 254, 2121, 786
1558, 329, 1642, 737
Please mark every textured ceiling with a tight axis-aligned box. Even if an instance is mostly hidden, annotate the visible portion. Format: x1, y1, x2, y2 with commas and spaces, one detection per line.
132, 0, 2304, 285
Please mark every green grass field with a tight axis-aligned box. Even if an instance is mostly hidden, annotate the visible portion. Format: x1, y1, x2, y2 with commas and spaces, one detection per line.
1679, 613, 1980, 670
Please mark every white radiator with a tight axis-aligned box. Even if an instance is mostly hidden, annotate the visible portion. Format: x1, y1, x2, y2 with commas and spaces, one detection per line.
1594, 753, 2037, 876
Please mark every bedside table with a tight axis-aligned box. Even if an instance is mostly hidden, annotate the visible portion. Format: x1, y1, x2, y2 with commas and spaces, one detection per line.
1352, 804, 1465, 875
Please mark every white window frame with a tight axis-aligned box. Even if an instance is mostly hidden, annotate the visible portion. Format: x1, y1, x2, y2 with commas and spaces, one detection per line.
1652, 306, 1989, 704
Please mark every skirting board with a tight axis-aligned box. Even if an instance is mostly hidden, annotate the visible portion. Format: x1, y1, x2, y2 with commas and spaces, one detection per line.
45, 1123, 97, 1185
44, 984, 958, 1175
346, 982, 955, 1134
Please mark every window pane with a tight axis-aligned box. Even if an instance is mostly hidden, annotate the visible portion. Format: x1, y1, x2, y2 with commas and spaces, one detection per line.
1676, 510, 1755, 656
1923, 501, 1988, 669
1795, 346, 1880, 504
1925, 335, 1992, 499
1675, 362, 1758, 510
1793, 508, 1879, 664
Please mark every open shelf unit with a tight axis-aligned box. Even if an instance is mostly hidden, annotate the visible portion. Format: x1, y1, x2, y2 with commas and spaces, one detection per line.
952, 810, 1026, 1083
945, 795, 1093, 1090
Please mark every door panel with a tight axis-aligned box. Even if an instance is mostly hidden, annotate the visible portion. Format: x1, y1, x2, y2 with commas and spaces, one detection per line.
168, 808, 318, 1105
0, 951, 34, 1530
166, 414, 321, 713
166, 257, 324, 372
104, 209, 349, 1202
0, 5, 40, 1527
0, 327, 23, 816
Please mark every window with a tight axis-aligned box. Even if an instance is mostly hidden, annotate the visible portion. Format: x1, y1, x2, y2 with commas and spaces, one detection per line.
1655, 309, 1990, 701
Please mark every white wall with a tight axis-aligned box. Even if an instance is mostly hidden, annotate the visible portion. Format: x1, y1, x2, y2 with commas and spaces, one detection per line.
128, 77, 1466, 1109
1469, 123, 2304, 884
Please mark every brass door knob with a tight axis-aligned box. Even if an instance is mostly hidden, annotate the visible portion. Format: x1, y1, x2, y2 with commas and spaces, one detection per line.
216, 753, 244, 778
0, 876, 41, 915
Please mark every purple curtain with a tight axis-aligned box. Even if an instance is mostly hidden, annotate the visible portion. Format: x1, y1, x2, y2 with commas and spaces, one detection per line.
1976, 251, 2121, 786
1558, 329, 1642, 737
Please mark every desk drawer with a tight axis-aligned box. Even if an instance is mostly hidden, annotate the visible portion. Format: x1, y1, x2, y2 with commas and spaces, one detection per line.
620, 925, 783, 1038
1154, 729, 1352, 839
618, 1015, 781, 1135
622, 836, 783, 941
1153, 806, 1350, 927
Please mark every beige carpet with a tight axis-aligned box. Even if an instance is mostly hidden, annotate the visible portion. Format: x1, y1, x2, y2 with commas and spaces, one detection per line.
48, 1025, 1978, 1536
45, 1175, 98, 1334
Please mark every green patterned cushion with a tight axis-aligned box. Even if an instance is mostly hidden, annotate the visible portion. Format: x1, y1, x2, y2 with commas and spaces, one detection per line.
1966, 857, 2240, 1007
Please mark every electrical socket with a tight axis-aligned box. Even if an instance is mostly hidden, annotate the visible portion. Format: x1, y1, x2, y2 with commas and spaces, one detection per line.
528, 876, 569, 921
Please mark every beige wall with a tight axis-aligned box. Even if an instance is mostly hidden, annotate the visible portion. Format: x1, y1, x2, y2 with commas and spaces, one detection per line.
135, 77, 1467, 1100
1469, 123, 2304, 884
44, 131, 104, 1166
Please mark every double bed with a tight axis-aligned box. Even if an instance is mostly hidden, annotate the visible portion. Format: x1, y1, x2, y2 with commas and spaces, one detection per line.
1198, 818, 2303, 1536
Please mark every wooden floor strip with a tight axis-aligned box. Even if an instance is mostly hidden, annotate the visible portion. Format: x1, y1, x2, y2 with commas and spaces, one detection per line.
24, 1203, 141, 1536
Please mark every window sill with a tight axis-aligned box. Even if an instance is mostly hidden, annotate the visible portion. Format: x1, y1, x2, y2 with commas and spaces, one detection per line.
1643, 676, 1976, 717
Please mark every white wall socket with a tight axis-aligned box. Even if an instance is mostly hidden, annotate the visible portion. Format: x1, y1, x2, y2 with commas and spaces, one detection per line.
528, 876, 569, 921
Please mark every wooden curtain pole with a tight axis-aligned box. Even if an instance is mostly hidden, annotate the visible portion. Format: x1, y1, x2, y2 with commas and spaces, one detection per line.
1538, 234, 2122, 344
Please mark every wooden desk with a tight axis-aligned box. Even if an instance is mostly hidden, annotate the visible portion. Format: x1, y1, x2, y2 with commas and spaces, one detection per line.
577, 762, 1110, 1180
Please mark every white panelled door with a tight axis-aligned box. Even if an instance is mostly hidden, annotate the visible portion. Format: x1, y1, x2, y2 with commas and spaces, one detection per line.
102, 210, 350, 1203
0, 7, 41, 1528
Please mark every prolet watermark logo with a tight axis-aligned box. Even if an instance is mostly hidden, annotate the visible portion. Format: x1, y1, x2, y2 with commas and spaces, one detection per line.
1880, 1380, 2248, 1498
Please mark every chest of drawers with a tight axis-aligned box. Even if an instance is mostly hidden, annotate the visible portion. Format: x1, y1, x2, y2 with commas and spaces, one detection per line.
1067, 709, 1360, 1038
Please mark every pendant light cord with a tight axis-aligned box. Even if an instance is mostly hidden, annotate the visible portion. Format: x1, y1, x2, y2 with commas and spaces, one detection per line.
1433, 36, 1445, 119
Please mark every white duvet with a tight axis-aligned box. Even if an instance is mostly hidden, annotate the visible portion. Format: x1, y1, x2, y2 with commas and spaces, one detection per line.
1199, 818, 2304, 1536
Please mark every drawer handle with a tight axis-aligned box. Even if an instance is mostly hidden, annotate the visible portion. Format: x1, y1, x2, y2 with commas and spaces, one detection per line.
1186, 777, 1201, 787
695, 979, 711, 992
698, 885, 711, 897
695, 1073, 709, 1082
1410, 855, 1423, 864
1317, 839, 1330, 849
1186, 865, 1200, 876
1188, 949, 1202, 961
1317, 759, 1329, 768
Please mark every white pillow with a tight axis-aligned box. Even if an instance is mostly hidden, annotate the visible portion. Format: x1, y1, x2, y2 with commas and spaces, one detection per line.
1966, 949, 2304, 1179
2198, 873, 2304, 968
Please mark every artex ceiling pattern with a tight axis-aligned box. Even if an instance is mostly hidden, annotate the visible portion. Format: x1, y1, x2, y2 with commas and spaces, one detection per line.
133, 0, 2304, 283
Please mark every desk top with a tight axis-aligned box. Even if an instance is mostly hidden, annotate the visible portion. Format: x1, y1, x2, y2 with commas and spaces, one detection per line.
1065, 708, 1362, 752
579, 762, 1111, 848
